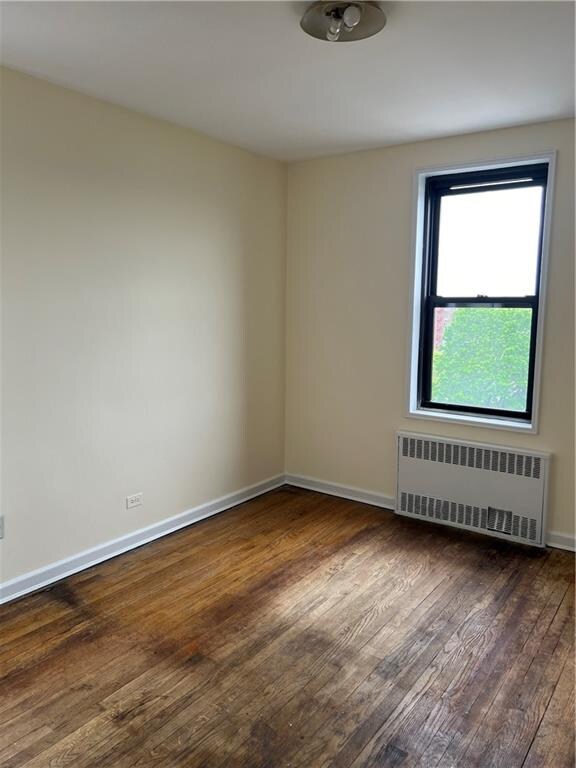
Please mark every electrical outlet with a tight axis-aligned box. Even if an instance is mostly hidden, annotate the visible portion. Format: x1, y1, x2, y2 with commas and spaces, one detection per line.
126, 492, 143, 510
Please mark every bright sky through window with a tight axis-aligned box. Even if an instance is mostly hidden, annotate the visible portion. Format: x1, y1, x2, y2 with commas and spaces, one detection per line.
436, 186, 543, 297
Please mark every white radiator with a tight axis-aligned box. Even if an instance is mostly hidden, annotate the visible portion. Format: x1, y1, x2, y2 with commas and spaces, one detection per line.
396, 431, 549, 547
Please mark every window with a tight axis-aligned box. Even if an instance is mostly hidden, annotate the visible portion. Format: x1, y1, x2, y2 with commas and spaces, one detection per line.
410, 158, 552, 429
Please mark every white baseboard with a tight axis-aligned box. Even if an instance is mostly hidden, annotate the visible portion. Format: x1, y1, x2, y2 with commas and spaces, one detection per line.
2, 473, 572, 605
546, 531, 576, 552
284, 473, 395, 510
0, 474, 285, 605
285, 474, 574, 552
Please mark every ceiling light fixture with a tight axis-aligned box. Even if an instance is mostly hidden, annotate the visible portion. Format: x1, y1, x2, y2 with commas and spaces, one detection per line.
300, 2, 386, 43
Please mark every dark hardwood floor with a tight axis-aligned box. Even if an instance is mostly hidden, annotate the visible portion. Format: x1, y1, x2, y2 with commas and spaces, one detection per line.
0, 486, 574, 767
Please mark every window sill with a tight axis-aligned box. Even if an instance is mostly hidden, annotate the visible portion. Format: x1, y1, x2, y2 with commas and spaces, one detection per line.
407, 406, 537, 434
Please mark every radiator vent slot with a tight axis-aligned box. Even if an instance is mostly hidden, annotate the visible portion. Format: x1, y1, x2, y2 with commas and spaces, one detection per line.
401, 436, 541, 480
399, 492, 537, 542
487, 507, 513, 535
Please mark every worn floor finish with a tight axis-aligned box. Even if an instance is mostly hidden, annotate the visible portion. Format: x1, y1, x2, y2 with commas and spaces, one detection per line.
0, 486, 574, 767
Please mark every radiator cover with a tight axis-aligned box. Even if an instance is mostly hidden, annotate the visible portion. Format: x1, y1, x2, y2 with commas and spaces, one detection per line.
396, 431, 550, 547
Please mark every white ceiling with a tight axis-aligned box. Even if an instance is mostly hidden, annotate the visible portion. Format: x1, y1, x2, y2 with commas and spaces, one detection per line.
1, 2, 574, 161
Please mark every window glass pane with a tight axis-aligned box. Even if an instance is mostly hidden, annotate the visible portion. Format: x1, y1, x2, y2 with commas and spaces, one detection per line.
436, 186, 543, 297
431, 307, 532, 412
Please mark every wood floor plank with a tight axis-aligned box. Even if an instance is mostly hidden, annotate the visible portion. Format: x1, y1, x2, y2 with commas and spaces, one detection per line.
0, 487, 573, 768
456, 582, 574, 768
214, 549, 494, 768
71, 514, 431, 767
0, 490, 314, 666
429, 551, 574, 768
341, 552, 570, 768
289, 541, 527, 768
522, 654, 576, 768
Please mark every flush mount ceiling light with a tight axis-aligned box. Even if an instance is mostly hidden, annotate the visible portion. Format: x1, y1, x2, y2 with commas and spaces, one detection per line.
300, 2, 386, 42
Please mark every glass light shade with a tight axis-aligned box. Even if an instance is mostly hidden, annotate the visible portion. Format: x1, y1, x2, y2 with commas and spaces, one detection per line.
300, 2, 386, 42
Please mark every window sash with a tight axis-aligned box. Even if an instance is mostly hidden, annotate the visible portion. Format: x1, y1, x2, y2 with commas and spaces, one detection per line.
419, 300, 538, 420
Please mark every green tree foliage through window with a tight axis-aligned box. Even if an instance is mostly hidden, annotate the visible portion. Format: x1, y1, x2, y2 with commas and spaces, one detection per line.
431, 307, 532, 412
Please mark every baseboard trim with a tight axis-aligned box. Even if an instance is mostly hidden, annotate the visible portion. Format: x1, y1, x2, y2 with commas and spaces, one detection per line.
284, 474, 395, 510
285, 474, 574, 552
0, 474, 285, 605
2, 473, 572, 605
546, 531, 576, 552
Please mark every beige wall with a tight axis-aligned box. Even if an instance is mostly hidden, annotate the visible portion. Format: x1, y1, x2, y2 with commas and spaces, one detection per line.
286, 119, 575, 539
1, 69, 574, 587
1, 68, 286, 581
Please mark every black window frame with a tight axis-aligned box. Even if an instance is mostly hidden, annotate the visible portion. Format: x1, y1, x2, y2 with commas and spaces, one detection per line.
418, 162, 549, 423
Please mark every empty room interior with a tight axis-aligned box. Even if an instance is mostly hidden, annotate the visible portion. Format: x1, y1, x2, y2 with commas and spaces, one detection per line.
0, 2, 575, 766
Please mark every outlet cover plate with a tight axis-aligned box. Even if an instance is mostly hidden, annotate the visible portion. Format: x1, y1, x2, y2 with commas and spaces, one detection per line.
126, 492, 143, 510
